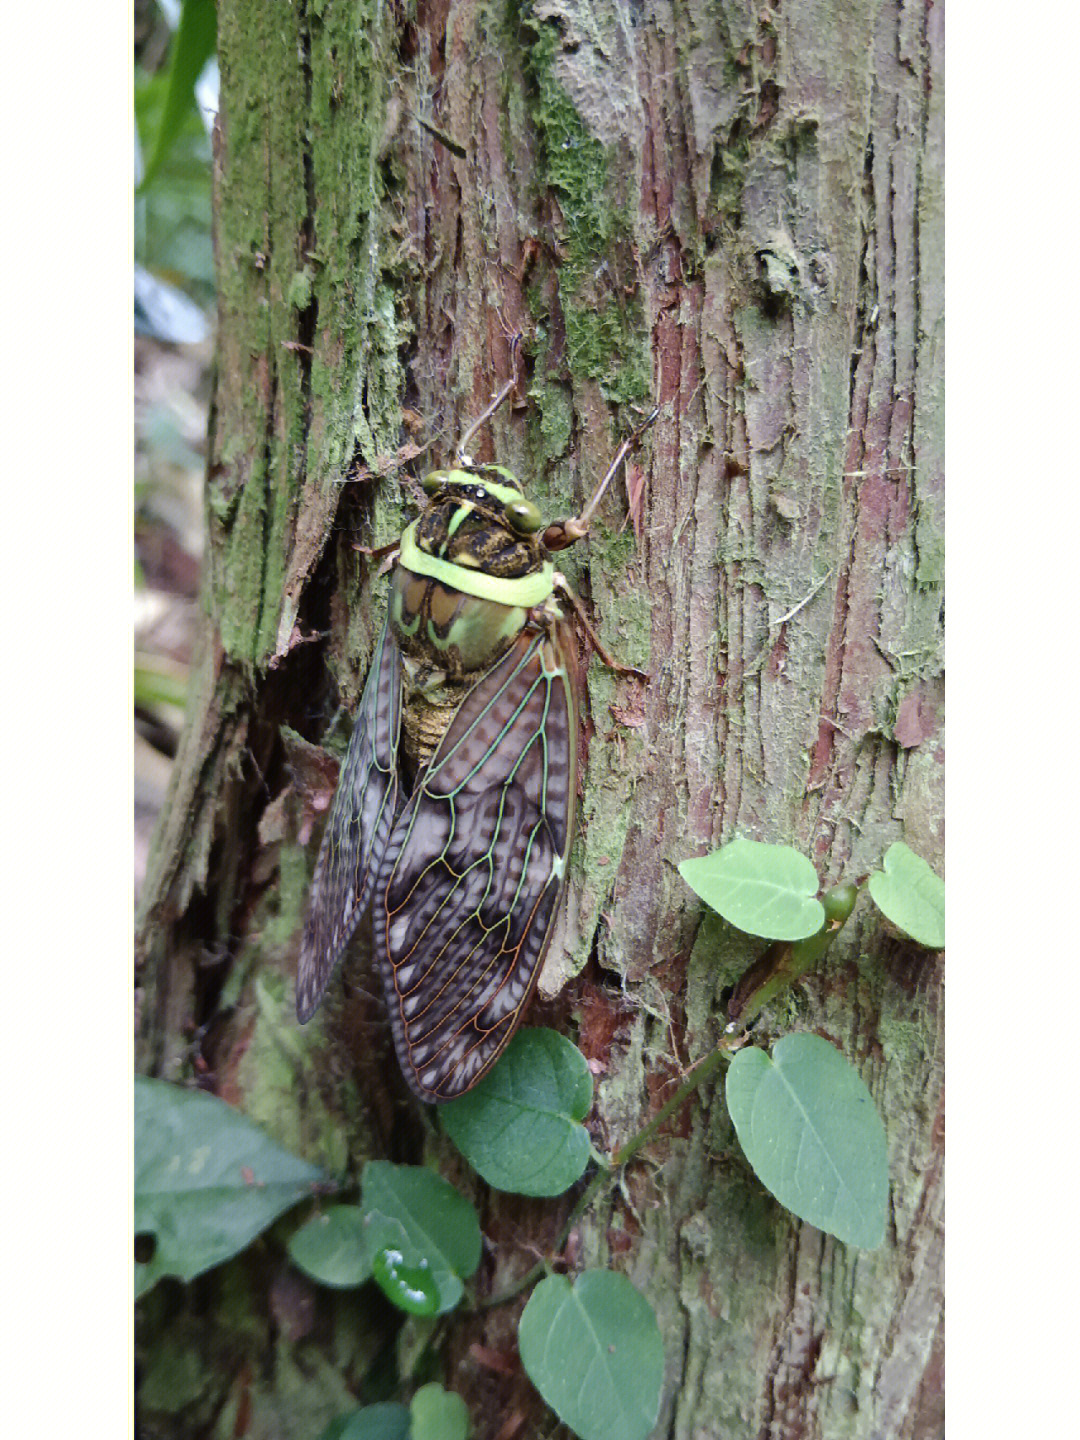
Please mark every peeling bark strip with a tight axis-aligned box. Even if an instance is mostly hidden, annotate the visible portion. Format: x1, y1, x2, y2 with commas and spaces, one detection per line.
137, 2, 943, 1437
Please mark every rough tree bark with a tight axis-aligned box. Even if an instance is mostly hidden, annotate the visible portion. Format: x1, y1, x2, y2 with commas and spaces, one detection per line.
136, 2, 944, 1437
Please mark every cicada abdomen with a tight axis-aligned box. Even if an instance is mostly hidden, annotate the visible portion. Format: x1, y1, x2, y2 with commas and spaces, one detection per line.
297, 403, 656, 1101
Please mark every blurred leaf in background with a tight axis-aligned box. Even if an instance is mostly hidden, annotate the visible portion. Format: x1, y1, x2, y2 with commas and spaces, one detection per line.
134, 0, 216, 896
135, 0, 216, 311
138, 0, 217, 193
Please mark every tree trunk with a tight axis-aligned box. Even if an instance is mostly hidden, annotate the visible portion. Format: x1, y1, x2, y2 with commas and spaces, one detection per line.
136, 1, 944, 1437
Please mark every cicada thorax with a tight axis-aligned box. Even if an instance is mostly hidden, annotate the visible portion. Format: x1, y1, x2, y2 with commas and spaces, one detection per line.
388, 470, 557, 771
389, 571, 529, 774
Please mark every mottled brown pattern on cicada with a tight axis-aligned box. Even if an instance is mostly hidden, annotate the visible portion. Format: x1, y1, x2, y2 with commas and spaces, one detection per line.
413, 499, 543, 578
390, 569, 528, 682
375, 623, 576, 1101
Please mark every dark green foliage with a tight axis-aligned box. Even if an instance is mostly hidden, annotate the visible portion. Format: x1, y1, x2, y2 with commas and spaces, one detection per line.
134, 1078, 327, 1298
518, 1271, 664, 1440
359, 1162, 482, 1316
318, 1404, 411, 1440
440, 1028, 593, 1196
726, 1034, 889, 1249
139, 0, 217, 190
135, 63, 214, 304
288, 1205, 373, 1289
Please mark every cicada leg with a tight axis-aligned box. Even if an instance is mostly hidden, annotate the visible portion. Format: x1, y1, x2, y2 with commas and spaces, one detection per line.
351, 538, 402, 565
551, 574, 649, 681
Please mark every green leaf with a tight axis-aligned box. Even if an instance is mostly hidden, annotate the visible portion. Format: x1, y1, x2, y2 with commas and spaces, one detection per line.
440, 1029, 593, 1196
318, 1404, 411, 1440
410, 1383, 470, 1440
518, 1271, 664, 1440
140, 0, 217, 190
867, 841, 945, 948
134, 1077, 327, 1299
287, 1206, 372, 1289
359, 1162, 481, 1316
678, 838, 825, 940
371, 1247, 441, 1317
134, 659, 189, 713
725, 1034, 888, 1249
134, 67, 214, 301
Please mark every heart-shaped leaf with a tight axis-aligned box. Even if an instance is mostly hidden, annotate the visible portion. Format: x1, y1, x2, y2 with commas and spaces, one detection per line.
441, 1029, 593, 1196
287, 1205, 371, 1288
317, 1403, 411, 1440
726, 1033, 888, 1249
519, 1270, 664, 1440
679, 838, 824, 940
359, 1162, 480, 1315
410, 1383, 470, 1440
867, 841, 944, 948
135, 1078, 327, 1298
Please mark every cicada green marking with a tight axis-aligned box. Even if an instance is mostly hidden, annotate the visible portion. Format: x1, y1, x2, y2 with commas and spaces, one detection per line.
296, 394, 657, 1102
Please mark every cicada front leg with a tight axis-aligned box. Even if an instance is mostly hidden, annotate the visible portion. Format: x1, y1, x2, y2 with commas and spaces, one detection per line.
551, 574, 649, 681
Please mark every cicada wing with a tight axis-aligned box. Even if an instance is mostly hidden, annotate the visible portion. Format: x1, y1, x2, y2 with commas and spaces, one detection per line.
296, 619, 403, 1023
376, 624, 577, 1101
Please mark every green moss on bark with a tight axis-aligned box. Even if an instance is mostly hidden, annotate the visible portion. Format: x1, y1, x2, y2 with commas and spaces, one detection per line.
210, 0, 406, 672
523, 17, 649, 405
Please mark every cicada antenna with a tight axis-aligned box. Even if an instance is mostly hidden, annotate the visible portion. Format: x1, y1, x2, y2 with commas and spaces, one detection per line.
455, 334, 523, 464
544, 403, 661, 551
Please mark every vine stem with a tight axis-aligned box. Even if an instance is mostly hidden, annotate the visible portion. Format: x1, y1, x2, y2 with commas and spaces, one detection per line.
473, 1038, 735, 1312
610, 1042, 732, 1166
470, 887, 861, 1313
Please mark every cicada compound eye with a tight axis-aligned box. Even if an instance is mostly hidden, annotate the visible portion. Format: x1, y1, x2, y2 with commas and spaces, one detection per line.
506, 498, 545, 534
421, 470, 451, 495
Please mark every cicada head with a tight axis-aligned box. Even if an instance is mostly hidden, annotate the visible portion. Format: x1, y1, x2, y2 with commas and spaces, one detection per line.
418, 465, 546, 543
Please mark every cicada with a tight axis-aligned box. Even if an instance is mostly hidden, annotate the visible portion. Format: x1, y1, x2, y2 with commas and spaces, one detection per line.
296, 374, 656, 1102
